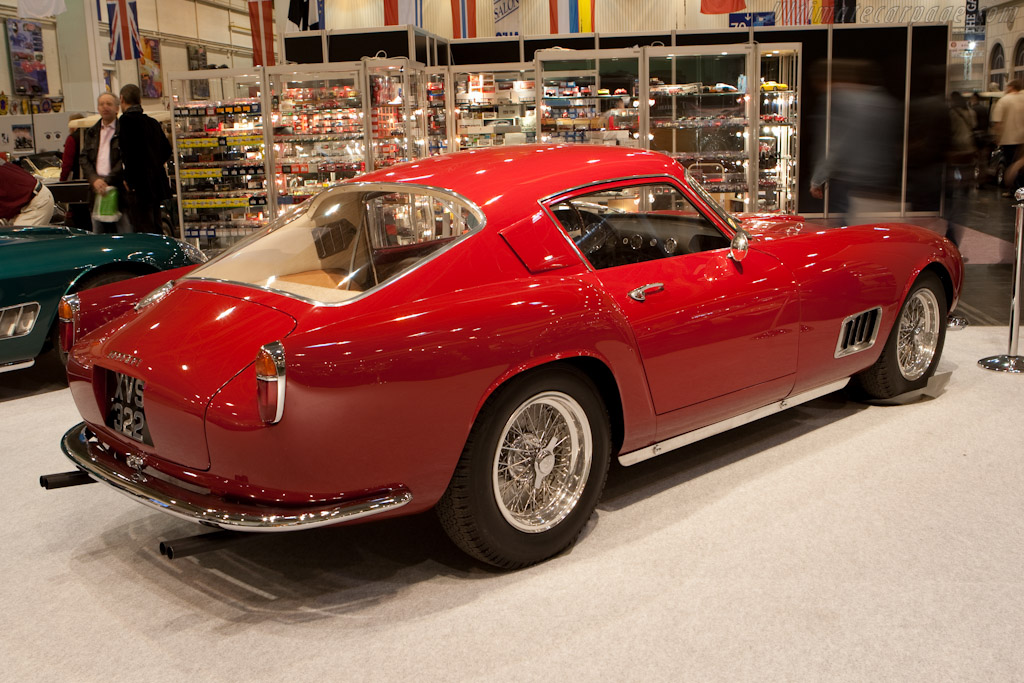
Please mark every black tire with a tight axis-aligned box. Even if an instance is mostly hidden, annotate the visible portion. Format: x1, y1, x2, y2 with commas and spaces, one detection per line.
437, 366, 611, 569
853, 271, 948, 399
51, 269, 141, 367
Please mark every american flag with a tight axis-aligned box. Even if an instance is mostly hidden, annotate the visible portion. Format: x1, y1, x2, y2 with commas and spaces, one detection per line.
779, 0, 809, 25
107, 0, 141, 60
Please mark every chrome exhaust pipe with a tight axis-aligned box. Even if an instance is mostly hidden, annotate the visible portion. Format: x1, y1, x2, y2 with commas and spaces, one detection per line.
159, 530, 253, 560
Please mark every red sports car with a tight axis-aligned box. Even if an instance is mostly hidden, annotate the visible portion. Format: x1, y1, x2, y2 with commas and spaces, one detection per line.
50, 145, 963, 568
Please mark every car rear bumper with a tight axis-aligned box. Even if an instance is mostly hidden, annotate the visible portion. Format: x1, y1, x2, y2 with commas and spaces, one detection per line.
59, 422, 413, 532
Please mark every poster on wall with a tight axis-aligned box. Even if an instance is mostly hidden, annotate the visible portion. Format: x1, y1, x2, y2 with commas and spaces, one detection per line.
187, 44, 209, 100
139, 38, 162, 98
494, 0, 521, 36
0, 115, 36, 154
6, 19, 48, 96
33, 112, 70, 153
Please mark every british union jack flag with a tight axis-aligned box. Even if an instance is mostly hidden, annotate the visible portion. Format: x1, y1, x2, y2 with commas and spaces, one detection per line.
107, 0, 142, 60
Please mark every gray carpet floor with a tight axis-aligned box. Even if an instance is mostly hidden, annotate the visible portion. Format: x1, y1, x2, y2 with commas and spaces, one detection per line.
2, 325, 1022, 682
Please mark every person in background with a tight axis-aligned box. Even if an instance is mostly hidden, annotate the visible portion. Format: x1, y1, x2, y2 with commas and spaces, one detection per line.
117, 84, 171, 235
59, 113, 84, 181
990, 80, 1024, 192
80, 92, 124, 232
0, 156, 55, 225
810, 60, 901, 223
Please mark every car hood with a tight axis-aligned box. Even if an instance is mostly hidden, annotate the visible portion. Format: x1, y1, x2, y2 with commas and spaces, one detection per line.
79, 283, 298, 470
0, 226, 88, 246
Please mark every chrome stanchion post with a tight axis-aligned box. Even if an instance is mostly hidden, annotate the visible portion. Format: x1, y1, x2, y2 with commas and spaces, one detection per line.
978, 187, 1024, 372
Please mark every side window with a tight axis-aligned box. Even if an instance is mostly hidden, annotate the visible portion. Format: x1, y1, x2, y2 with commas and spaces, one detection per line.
550, 183, 729, 270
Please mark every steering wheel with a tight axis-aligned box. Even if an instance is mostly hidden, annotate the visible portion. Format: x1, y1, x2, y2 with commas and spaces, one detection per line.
574, 217, 615, 256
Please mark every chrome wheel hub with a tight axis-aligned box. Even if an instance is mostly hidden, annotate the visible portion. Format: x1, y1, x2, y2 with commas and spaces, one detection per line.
897, 287, 941, 381
493, 391, 593, 533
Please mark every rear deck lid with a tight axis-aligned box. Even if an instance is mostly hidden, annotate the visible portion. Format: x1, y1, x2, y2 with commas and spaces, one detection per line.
93, 283, 297, 470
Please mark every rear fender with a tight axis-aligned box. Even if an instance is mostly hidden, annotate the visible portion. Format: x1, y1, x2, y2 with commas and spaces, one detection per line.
75, 265, 199, 342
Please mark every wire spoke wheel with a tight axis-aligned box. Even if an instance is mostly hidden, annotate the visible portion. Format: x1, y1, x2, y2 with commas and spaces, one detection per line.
437, 366, 610, 568
493, 391, 592, 533
895, 287, 940, 381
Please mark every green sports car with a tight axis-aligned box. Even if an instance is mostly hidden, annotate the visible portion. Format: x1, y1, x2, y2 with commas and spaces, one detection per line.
0, 226, 206, 374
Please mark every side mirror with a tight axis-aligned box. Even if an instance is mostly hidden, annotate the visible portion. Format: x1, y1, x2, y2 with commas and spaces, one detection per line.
728, 230, 750, 263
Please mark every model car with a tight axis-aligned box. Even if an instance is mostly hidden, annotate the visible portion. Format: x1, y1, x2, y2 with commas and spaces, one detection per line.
761, 80, 788, 91
50, 145, 963, 569
0, 226, 206, 374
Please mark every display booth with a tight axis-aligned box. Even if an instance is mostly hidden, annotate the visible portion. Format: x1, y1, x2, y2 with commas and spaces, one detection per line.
171, 23, 949, 247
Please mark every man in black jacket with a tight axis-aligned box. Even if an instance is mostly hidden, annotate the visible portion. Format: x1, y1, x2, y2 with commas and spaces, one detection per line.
118, 84, 171, 234
80, 92, 124, 232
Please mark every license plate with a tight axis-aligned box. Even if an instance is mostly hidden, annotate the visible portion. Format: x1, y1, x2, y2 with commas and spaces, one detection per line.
107, 370, 152, 445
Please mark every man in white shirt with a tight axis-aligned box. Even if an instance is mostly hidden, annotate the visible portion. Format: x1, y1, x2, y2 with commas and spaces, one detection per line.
991, 80, 1024, 190
80, 92, 124, 232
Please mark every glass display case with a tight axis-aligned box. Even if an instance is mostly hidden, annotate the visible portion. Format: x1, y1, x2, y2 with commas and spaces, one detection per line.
424, 68, 450, 156
536, 49, 642, 147
757, 45, 800, 213
646, 46, 755, 211
266, 63, 366, 217
364, 58, 425, 170
451, 64, 537, 150
170, 68, 269, 249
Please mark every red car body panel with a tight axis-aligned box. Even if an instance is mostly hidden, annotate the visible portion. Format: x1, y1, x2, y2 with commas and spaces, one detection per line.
62, 145, 964, 525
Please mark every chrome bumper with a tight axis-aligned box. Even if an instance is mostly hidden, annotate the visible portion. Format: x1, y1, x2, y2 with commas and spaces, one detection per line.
59, 422, 412, 532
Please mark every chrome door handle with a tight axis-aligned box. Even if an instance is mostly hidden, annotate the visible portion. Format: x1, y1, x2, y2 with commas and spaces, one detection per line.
627, 283, 665, 302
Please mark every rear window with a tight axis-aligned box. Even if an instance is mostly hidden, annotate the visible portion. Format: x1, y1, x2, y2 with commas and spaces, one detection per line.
186, 184, 483, 303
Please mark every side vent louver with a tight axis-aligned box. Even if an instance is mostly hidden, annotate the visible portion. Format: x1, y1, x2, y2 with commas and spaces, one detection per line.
0, 302, 40, 340
835, 306, 882, 358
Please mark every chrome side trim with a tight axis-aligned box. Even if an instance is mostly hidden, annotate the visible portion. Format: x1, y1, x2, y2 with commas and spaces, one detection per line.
0, 359, 35, 374
618, 378, 850, 467
59, 423, 412, 532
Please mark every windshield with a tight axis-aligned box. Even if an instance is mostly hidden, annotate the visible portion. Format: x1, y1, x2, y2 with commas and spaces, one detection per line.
683, 168, 742, 233
185, 183, 483, 303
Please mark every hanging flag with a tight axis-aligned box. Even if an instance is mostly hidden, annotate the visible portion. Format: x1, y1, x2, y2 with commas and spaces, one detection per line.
248, 0, 274, 66
18, 0, 67, 18
451, 0, 477, 38
701, 0, 746, 15
811, 0, 834, 24
276, 0, 323, 34
549, 0, 595, 34
107, 0, 142, 61
287, 0, 321, 31
779, 0, 809, 25
834, 0, 855, 23
382, 0, 422, 26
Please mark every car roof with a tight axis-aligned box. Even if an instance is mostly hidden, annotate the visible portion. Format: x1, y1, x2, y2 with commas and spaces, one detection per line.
356, 145, 686, 220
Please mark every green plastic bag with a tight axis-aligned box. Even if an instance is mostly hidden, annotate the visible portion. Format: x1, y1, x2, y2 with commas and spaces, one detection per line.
92, 188, 120, 223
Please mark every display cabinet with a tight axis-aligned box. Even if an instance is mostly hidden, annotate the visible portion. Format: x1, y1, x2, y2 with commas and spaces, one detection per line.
170, 68, 269, 249
424, 67, 450, 156
451, 64, 537, 150
757, 45, 800, 213
536, 49, 642, 146
364, 58, 426, 169
646, 46, 755, 211
266, 63, 367, 216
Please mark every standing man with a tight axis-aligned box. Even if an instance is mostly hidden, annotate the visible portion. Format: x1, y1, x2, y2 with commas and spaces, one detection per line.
117, 84, 172, 235
80, 92, 123, 232
991, 80, 1024, 191
0, 157, 55, 225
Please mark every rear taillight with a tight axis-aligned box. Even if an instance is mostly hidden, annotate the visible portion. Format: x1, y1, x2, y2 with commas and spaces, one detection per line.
57, 293, 80, 354
256, 341, 286, 424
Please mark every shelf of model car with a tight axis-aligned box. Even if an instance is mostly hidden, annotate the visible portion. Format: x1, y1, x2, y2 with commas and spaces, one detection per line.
651, 116, 749, 129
